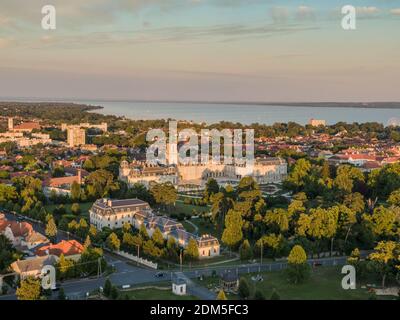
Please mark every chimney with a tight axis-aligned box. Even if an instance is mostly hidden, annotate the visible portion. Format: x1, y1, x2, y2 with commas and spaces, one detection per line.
107, 199, 112, 207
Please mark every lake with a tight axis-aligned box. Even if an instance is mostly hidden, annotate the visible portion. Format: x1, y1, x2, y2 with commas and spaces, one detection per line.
79, 100, 400, 126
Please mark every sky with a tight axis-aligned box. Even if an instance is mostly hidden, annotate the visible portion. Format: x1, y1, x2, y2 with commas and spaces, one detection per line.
0, 0, 399, 102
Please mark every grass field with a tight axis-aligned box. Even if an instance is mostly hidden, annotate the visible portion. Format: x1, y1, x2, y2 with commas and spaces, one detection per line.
120, 285, 197, 300
45, 202, 93, 218
195, 266, 391, 300
174, 201, 210, 215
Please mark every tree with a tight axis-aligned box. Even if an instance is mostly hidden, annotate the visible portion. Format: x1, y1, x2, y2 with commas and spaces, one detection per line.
185, 238, 199, 261
388, 189, 400, 206
58, 288, 66, 300
150, 182, 177, 211
222, 209, 243, 250
106, 233, 121, 251
334, 165, 364, 194
139, 223, 149, 240
368, 241, 398, 288
0, 235, 15, 273
270, 289, 280, 300
45, 216, 57, 240
204, 178, 219, 201
57, 254, 75, 280
285, 158, 311, 190
16, 277, 42, 300
296, 207, 339, 256
363, 206, 396, 237
122, 222, 132, 233
103, 278, 112, 297
85, 169, 119, 199
238, 278, 251, 300
152, 227, 165, 247
70, 181, 81, 201
286, 245, 310, 284
84, 235, 92, 249
122, 233, 142, 250
264, 208, 291, 233
216, 289, 227, 300
71, 203, 81, 215
254, 290, 266, 300
110, 286, 119, 300
239, 239, 253, 261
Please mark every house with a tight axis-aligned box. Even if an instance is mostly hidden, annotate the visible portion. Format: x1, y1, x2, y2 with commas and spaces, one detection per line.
172, 277, 187, 296
90, 198, 151, 230
8, 118, 41, 133
36, 240, 84, 261
0, 216, 49, 250
11, 255, 58, 279
43, 169, 83, 197
89, 198, 220, 259
22, 231, 50, 250
0, 220, 33, 247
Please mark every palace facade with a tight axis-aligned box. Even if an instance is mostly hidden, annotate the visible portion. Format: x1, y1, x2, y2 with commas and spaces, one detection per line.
89, 198, 220, 259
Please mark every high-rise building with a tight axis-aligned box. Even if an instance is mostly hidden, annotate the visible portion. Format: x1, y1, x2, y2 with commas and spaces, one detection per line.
67, 127, 86, 147
8, 117, 13, 130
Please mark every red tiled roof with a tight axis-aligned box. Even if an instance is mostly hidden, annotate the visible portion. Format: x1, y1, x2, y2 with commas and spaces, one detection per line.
45, 175, 81, 188
0, 219, 33, 237
13, 122, 41, 130
36, 240, 84, 257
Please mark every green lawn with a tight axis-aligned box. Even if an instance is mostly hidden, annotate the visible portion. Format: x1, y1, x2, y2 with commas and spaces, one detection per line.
191, 218, 221, 238
120, 286, 197, 300
45, 202, 93, 218
196, 266, 389, 300
174, 201, 210, 216
181, 220, 196, 234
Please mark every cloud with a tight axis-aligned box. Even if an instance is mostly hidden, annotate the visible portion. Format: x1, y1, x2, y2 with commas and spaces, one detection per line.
356, 6, 380, 17
390, 8, 400, 16
270, 6, 289, 24
28, 23, 318, 49
296, 6, 316, 21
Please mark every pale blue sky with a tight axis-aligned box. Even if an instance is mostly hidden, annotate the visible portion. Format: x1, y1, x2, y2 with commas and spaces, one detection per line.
0, 0, 399, 101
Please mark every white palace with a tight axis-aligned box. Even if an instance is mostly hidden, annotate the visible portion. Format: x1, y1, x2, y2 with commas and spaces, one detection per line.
119, 157, 287, 191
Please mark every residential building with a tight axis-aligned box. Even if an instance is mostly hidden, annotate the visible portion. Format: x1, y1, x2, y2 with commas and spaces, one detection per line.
0, 216, 49, 250
309, 119, 326, 127
61, 122, 107, 132
43, 169, 83, 196
8, 117, 41, 132
11, 255, 58, 279
36, 240, 84, 261
67, 126, 86, 147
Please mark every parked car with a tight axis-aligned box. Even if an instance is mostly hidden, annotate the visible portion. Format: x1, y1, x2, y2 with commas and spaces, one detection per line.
155, 272, 166, 278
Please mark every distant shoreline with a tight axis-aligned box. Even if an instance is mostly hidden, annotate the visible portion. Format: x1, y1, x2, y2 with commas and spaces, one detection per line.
1, 98, 400, 109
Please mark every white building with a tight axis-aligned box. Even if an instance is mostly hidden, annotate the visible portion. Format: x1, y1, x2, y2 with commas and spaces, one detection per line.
119, 157, 287, 190
172, 277, 187, 296
309, 119, 326, 127
89, 198, 220, 258
119, 161, 178, 189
